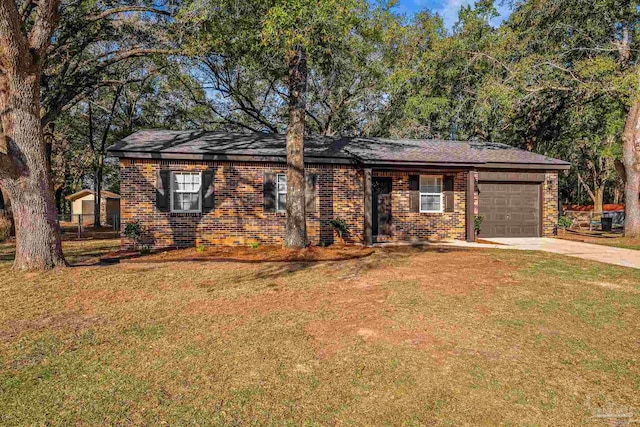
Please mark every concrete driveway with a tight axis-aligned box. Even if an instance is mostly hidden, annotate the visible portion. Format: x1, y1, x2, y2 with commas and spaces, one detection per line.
482, 237, 640, 269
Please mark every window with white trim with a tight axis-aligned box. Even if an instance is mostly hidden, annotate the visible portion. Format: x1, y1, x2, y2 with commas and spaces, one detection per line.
171, 172, 202, 213
419, 175, 443, 213
276, 173, 287, 212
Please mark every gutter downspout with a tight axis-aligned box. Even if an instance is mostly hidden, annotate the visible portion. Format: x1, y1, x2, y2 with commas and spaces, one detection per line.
466, 170, 476, 242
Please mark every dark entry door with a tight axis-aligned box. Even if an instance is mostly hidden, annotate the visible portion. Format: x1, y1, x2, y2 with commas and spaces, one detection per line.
478, 182, 540, 237
372, 177, 392, 236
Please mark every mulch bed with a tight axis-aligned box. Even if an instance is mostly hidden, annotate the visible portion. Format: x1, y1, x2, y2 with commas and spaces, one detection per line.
475, 239, 504, 245
101, 244, 375, 264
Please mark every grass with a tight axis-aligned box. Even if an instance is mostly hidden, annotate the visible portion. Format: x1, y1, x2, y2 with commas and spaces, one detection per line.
0, 241, 639, 425
558, 231, 640, 250
0, 239, 120, 265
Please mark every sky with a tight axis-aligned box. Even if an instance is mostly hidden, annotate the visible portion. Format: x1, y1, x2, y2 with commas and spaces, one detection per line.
390, 0, 512, 30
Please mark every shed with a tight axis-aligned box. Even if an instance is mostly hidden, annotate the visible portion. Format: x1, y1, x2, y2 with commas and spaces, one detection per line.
66, 190, 120, 225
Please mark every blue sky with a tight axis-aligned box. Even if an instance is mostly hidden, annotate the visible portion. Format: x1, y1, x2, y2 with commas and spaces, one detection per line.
390, 0, 511, 30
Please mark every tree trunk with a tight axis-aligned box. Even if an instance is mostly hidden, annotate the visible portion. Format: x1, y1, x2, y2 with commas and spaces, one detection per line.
284, 45, 308, 248
0, 189, 4, 211
622, 100, 640, 237
94, 161, 103, 228
0, 67, 65, 269
594, 186, 604, 215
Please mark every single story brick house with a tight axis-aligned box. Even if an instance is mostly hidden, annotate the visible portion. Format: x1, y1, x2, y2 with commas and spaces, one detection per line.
108, 130, 569, 248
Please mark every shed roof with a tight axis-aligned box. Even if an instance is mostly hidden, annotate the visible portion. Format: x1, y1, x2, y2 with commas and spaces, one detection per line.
65, 190, 121, 201
108, 130, 570, 169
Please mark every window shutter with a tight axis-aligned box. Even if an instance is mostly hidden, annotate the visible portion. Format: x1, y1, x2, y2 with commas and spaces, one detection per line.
156, 170, 170, 212
202, 170, 215, 212
409, 175, 420, 213
263, 172, 276, 212
305, 173, 318, 213
443, 175, 455, 213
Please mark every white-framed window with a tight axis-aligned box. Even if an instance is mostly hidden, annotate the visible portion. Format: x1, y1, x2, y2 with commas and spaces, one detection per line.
276, 173, 287, 212
171, 172, 202, 213
419, 175, 443, 213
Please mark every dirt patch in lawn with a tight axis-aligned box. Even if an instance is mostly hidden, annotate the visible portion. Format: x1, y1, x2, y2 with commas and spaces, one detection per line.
112, 244, 374, 263
0, 312, 106, 343
184, 247, 516, 360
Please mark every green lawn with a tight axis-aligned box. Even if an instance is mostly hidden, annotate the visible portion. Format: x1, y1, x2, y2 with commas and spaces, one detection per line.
0, 240, 639, 425
558, 232, 640, 251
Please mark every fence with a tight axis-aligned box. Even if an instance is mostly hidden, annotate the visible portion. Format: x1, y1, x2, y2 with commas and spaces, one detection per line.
59, 213, 121, 235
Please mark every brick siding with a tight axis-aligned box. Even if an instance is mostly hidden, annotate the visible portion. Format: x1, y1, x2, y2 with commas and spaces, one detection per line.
119, 159, 560, 248
120, 159, 363, 249
372, 170, 467, 241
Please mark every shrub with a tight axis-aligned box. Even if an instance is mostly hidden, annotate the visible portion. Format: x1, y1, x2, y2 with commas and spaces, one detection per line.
557, 215, 572, 229
0, 214, 11, 242
140, 245, 151, 255
196, 244, 206, 253
473, 215, 484, 235
123, 220, 144, 249
329, 217, 349, 239
250, 242, 260, 249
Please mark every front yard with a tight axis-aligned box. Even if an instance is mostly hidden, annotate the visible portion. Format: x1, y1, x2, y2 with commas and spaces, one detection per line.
1, 240, 639, 425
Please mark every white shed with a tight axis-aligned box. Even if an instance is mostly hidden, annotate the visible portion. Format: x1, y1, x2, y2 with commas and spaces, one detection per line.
66, 190, 120, 225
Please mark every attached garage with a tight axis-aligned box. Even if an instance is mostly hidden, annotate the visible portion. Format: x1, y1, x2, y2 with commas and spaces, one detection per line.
477, 172, 546, 238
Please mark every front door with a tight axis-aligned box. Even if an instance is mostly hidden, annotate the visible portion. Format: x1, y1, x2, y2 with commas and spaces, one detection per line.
372, 177, 392, 236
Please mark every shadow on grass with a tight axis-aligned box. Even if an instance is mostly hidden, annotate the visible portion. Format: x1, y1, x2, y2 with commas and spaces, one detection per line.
0, 240, 121, 268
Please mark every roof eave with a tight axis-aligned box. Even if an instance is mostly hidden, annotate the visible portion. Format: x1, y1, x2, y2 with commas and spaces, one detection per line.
108, 150, 571, 170
480, 162, 571, 171
359, 159, 570, 170
107, 150, 357, 165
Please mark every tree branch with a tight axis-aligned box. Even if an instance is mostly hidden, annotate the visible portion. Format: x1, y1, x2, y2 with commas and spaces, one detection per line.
576, 171, 596, 202
0, 0, 30, 69
83, 48, 176, 68
88, 6, 171, 22
29, 0, 59, 54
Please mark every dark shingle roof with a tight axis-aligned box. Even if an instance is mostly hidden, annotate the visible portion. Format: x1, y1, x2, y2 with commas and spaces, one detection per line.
108, 129, 570, 169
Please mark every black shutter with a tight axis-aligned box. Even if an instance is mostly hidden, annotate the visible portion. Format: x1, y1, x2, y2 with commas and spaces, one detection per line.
443, 175, 455, 213
202, 170, 215, 212
305, 173, 318, 213
263, 172, 276, 212
409, 175, 420, 213
156, 170, 171, 212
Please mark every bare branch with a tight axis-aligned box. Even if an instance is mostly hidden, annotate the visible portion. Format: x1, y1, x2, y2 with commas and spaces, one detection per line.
83, 48, 176, 68
87, 6, 171, 22
576, 171, 596, 202
467, 51, 512, 74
